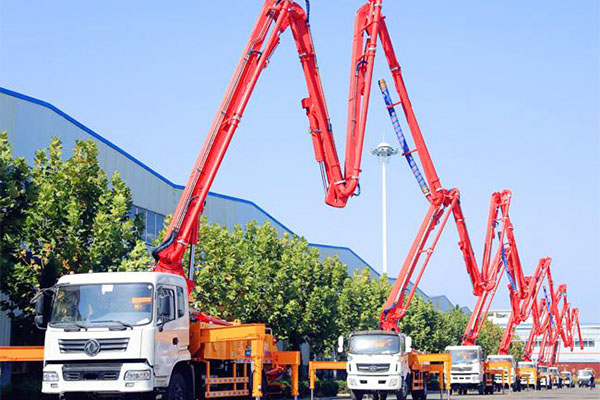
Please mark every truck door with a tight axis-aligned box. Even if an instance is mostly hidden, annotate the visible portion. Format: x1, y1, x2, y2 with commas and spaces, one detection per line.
155, 285, 185, 381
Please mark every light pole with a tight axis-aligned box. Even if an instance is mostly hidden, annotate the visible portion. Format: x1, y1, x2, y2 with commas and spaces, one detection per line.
370, 142, 399, 276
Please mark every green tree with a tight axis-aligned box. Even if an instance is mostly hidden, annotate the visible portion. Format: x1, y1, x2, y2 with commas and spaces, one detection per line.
477, 319, 505, 357
0, 137, 148, 344
337, 269, 391, 337
508, 340, 524, 361
432, 306, 470, 351
190, 218, 348, 356
399, 296, 440, 352
0, 132, 36, 288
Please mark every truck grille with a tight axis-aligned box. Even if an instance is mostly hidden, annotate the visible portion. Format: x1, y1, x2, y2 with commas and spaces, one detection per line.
356, 363, 390, 373
59, 338, 129, 353
451, 366, 473, 372
62, 363, 122, 381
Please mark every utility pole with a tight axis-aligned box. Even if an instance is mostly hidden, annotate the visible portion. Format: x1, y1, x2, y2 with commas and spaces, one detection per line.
370, 142, 398, 275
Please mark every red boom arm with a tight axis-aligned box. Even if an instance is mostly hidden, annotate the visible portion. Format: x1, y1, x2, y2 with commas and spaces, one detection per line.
152, 0, 440, 292
497, 257, 552, 355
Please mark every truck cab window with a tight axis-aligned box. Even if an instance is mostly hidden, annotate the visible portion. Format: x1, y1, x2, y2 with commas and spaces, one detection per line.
176, 286, 185, 318
158, 287, 175, 323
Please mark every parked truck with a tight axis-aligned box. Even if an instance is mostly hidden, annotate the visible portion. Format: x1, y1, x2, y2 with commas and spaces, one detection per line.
487, 354, 518, 391
344, 331, 413, 400
445, 345, 492, 395
517, 361, 538, 389
578, 369, 595, 387
37, 272, 299, 399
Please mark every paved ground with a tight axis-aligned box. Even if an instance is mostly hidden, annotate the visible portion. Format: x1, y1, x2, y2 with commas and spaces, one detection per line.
326, 387, 599, 400
443, 387, 599, 399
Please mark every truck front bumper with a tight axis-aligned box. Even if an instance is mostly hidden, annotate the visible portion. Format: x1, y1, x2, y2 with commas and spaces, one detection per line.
42, 362, 155, 394
450, 373, 481, 385
348, 374, 402, 391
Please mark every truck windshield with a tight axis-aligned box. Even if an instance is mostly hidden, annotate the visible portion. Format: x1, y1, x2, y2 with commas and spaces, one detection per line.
348, 335, 401, 355
449, 349, 479, 364
50, 283, 153, 327
488, 356, 513, 363
519, 362, 534, 368
539, 366, 548, 373
579, 371, 593, 377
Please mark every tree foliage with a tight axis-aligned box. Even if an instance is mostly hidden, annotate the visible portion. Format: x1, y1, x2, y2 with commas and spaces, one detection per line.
337, 270, 391, 337
189, 219, 350, 354
0, 136, 147, 343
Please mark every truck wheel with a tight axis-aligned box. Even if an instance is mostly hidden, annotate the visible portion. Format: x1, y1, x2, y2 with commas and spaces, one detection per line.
478, 382, 485, 395
373, 391, 387, 400
396, 378, 409, 400
412, 380, 427, 400
350, 390, 363, 400
60, 394, 86, 400
166, 370, 190, 400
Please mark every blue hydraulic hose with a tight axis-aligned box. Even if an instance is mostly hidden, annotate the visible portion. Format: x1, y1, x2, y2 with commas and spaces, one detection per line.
543, 287, 555, 328
378, 79, 430, 197
501, 245, 517, 291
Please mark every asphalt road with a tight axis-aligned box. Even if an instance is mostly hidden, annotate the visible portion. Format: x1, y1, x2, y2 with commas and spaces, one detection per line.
444, 386, 599, 399
327, 387, 599, 400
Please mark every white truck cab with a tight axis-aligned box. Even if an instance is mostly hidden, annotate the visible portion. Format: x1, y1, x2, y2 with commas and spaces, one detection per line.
486, 354, 518, 391
538, 365, 551, 389
577, 369, 594, 387
560, 370, 573, 387
517, 361, 537, 388
343, 331, 413, 400
39, 272, 191, 399
445, 345, 487, 395
548, 367, 560, 387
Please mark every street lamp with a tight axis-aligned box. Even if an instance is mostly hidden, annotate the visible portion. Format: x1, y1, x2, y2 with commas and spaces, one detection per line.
370, 141, 399, 276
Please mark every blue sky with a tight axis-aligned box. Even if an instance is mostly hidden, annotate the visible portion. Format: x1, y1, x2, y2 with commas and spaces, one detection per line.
1, 1, 598, 323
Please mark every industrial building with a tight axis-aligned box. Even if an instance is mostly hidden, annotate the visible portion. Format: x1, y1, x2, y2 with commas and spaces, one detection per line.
0, 87, 462, 351
488, 310, 600, 376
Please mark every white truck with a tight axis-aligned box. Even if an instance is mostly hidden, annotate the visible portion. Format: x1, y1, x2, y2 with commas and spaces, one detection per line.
39, 272, 190, 399
37, 271, 300, 400
560, 370, 574, 387
486, 354, 518, 391
517, 361, 537, 388
548, 366, 561, 388
343, 331, 416, 400
445, 345, 492, 395
538, 365, 552, 389
577, 369, 595, 387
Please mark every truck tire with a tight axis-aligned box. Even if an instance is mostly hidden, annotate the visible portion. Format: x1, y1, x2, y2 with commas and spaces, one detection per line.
373, 391, 387, 400
60, 394, 86, 400
373, 390, 387, 400
396, 378, 409, 400
478, 382, 485, 395
166, 369, 191, 400
411, 380, 427, 400
350, 390, 364, 400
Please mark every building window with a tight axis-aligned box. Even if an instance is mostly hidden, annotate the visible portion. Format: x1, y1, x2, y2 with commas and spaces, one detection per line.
130, 205, 166, 245
575, 340, 595, 348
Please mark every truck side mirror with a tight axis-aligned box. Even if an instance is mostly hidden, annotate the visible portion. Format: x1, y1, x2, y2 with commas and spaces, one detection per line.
405, 336, 412, 353
337, 335, 344, 354
33, 291, 48, 329
157, 295, 171, 332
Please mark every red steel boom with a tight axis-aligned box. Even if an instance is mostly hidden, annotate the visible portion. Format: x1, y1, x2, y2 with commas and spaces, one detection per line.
152, 0, 443, 292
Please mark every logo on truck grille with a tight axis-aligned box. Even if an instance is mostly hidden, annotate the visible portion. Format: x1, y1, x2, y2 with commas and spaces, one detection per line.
83, 339, 101, 357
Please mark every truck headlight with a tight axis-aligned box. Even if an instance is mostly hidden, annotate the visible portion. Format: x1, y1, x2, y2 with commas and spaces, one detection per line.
389, 379, 398, 387
124, 370, 151, 381
349, 378, 357, 386
43, 371, 59, 382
